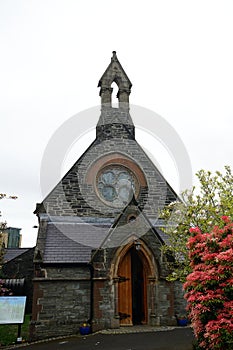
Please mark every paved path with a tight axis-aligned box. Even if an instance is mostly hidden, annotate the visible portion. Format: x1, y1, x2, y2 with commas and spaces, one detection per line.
5, 327, 194, 350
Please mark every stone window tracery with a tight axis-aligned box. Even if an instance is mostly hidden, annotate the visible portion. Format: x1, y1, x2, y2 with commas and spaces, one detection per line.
96, 165, 139, 207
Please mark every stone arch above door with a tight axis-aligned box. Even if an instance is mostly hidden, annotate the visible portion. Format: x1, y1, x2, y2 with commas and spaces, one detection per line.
111, 239, 158, 279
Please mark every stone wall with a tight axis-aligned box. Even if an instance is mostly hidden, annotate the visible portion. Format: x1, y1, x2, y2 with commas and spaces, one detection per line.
31, 248, 186, 339
37, 135, 177, 220
91, 237, 182, 330
173, 281, 187, 316
30, 266, 91, 340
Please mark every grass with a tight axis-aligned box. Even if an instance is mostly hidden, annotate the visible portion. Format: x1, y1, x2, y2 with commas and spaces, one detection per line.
0, 314, 30, 346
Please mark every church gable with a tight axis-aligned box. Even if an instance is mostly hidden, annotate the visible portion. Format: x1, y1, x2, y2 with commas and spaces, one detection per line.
36, 138, 177, 221
35, 52, 178, 223
101, 196, 164, 250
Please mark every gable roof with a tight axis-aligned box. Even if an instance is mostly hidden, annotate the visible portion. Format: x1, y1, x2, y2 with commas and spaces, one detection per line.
40, 201, 169, 264
98, 196, 164, 250
3, 248, 31, 263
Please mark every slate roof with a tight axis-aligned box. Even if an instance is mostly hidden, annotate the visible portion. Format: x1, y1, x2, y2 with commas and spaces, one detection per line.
154, 227, 170, 245
42, 213, 169, 264
43, 220, 112, 263
3, 248, 31, 263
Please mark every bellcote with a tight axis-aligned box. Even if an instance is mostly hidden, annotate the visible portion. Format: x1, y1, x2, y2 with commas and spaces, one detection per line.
98, 51, 132, 110
97, 52, 135, 140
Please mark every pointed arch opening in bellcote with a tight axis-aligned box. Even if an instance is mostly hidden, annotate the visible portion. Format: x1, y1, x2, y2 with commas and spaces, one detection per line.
111, 81, 119, 108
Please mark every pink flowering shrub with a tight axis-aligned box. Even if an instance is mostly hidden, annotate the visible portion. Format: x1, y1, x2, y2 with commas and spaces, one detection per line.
0, 279, 13, 296
184, 217, 233, 349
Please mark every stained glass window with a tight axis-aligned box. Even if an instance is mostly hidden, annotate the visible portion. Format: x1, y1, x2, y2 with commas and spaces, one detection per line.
97, 166, 138, 207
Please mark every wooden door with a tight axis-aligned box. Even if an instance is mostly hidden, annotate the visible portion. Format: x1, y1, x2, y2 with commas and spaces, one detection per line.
118, 250, 132, 325
118, 248, 148, 325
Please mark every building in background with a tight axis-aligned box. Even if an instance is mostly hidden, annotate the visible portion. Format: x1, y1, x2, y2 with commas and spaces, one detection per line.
1, 227, 22, 248
0, 225, 34, 312
2, 247, 35, 313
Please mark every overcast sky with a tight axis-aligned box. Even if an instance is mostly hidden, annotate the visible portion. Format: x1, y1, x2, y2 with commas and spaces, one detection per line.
1, 0, 233, 247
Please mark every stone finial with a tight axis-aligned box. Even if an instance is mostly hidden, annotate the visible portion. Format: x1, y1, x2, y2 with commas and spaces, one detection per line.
112, 51, 117, 61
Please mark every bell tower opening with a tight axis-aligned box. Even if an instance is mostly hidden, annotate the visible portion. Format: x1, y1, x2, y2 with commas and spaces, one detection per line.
111, 81, 119, 108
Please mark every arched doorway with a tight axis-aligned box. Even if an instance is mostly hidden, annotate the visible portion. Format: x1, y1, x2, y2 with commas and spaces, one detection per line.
117, 244, 152, 325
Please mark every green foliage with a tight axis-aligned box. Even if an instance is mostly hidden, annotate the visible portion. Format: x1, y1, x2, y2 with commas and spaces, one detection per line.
160, 166, 233, 282
0, 315, 30, 346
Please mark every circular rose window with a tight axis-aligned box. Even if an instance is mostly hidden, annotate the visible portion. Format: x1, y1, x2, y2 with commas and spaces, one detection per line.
96, 165, 139, 207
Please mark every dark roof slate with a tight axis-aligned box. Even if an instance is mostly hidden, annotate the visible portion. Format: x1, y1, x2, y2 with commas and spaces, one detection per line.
3, 248, 30, 263
43, 221, 111, 264
154, 227, 170, 245
42, 211, 169, 264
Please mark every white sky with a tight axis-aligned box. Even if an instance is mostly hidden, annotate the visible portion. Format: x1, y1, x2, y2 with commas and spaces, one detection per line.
0, 0, 233, 247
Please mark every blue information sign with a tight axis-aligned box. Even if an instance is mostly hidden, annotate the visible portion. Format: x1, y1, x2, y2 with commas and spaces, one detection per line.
0, 296, 27, 324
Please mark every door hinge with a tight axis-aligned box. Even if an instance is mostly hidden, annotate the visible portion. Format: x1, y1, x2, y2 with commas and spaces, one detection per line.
118, 275, 130, 283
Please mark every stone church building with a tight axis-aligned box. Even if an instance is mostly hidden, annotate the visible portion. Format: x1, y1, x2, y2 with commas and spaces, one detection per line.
30, 52, 185, 340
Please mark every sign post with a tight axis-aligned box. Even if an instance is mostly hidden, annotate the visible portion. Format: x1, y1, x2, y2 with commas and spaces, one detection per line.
0, 296, 27, 343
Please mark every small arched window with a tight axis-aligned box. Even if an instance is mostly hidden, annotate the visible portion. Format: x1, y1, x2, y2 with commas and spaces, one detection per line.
127, 214, 137, 223
111, 81, 119, 108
